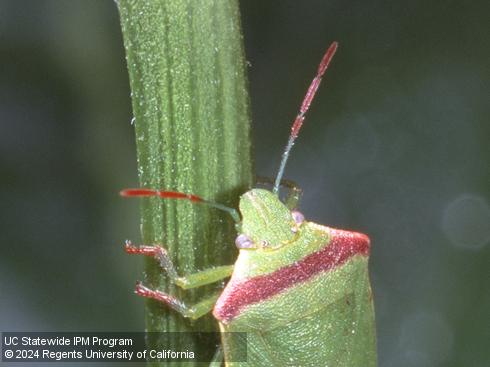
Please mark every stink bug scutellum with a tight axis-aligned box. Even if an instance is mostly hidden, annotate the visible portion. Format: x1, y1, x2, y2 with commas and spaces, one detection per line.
122, 42, 377, 366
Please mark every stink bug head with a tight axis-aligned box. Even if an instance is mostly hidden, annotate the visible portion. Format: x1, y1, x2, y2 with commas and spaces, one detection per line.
237, 189, 299, 250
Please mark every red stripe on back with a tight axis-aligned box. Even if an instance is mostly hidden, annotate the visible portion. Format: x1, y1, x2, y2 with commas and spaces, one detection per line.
213, 228, 370, 323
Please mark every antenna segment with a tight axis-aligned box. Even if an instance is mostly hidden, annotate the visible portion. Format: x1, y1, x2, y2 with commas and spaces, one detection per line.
120, 188, 241, 223
273, 41, 338, 194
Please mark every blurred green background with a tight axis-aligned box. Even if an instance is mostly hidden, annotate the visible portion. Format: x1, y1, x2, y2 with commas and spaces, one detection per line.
1, 1, 488, 366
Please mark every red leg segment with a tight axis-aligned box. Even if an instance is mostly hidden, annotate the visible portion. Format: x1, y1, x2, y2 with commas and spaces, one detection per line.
124, 240, 178, 279
134, 282, 185, 311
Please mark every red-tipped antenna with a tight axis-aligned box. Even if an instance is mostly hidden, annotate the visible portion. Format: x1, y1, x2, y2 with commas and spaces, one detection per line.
120, 188, 240, 223
120, 188, 203, 202
273, 41, 338, 194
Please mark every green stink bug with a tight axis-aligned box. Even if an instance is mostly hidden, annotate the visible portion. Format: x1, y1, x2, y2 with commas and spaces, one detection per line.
122, 42, 376, 366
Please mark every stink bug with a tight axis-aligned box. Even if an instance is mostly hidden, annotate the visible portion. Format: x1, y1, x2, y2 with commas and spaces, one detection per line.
122, 42, 377, 366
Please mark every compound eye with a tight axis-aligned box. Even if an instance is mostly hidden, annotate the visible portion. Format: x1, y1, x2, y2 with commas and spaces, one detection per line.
291, 210, 305, 225
235, 234, 254, 249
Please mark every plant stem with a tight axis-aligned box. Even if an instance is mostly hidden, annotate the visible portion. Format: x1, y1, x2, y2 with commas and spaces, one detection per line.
117, 0, 253, 364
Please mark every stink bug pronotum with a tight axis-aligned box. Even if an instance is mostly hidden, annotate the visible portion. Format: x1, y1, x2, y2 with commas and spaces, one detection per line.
122, 42, 377, 366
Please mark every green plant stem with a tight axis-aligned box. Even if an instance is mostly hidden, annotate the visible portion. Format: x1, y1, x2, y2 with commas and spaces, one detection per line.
117, 0, 253, 365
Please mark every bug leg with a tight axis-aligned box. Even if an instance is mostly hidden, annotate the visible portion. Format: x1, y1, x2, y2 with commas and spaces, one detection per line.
174, 265, 234, 290
135, 282, 221, 320
125, 240, 234, 289
256, 176, 303, 210
126, 241, 233, 318
124, 240, 178, 279
283, 181, 303, 210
